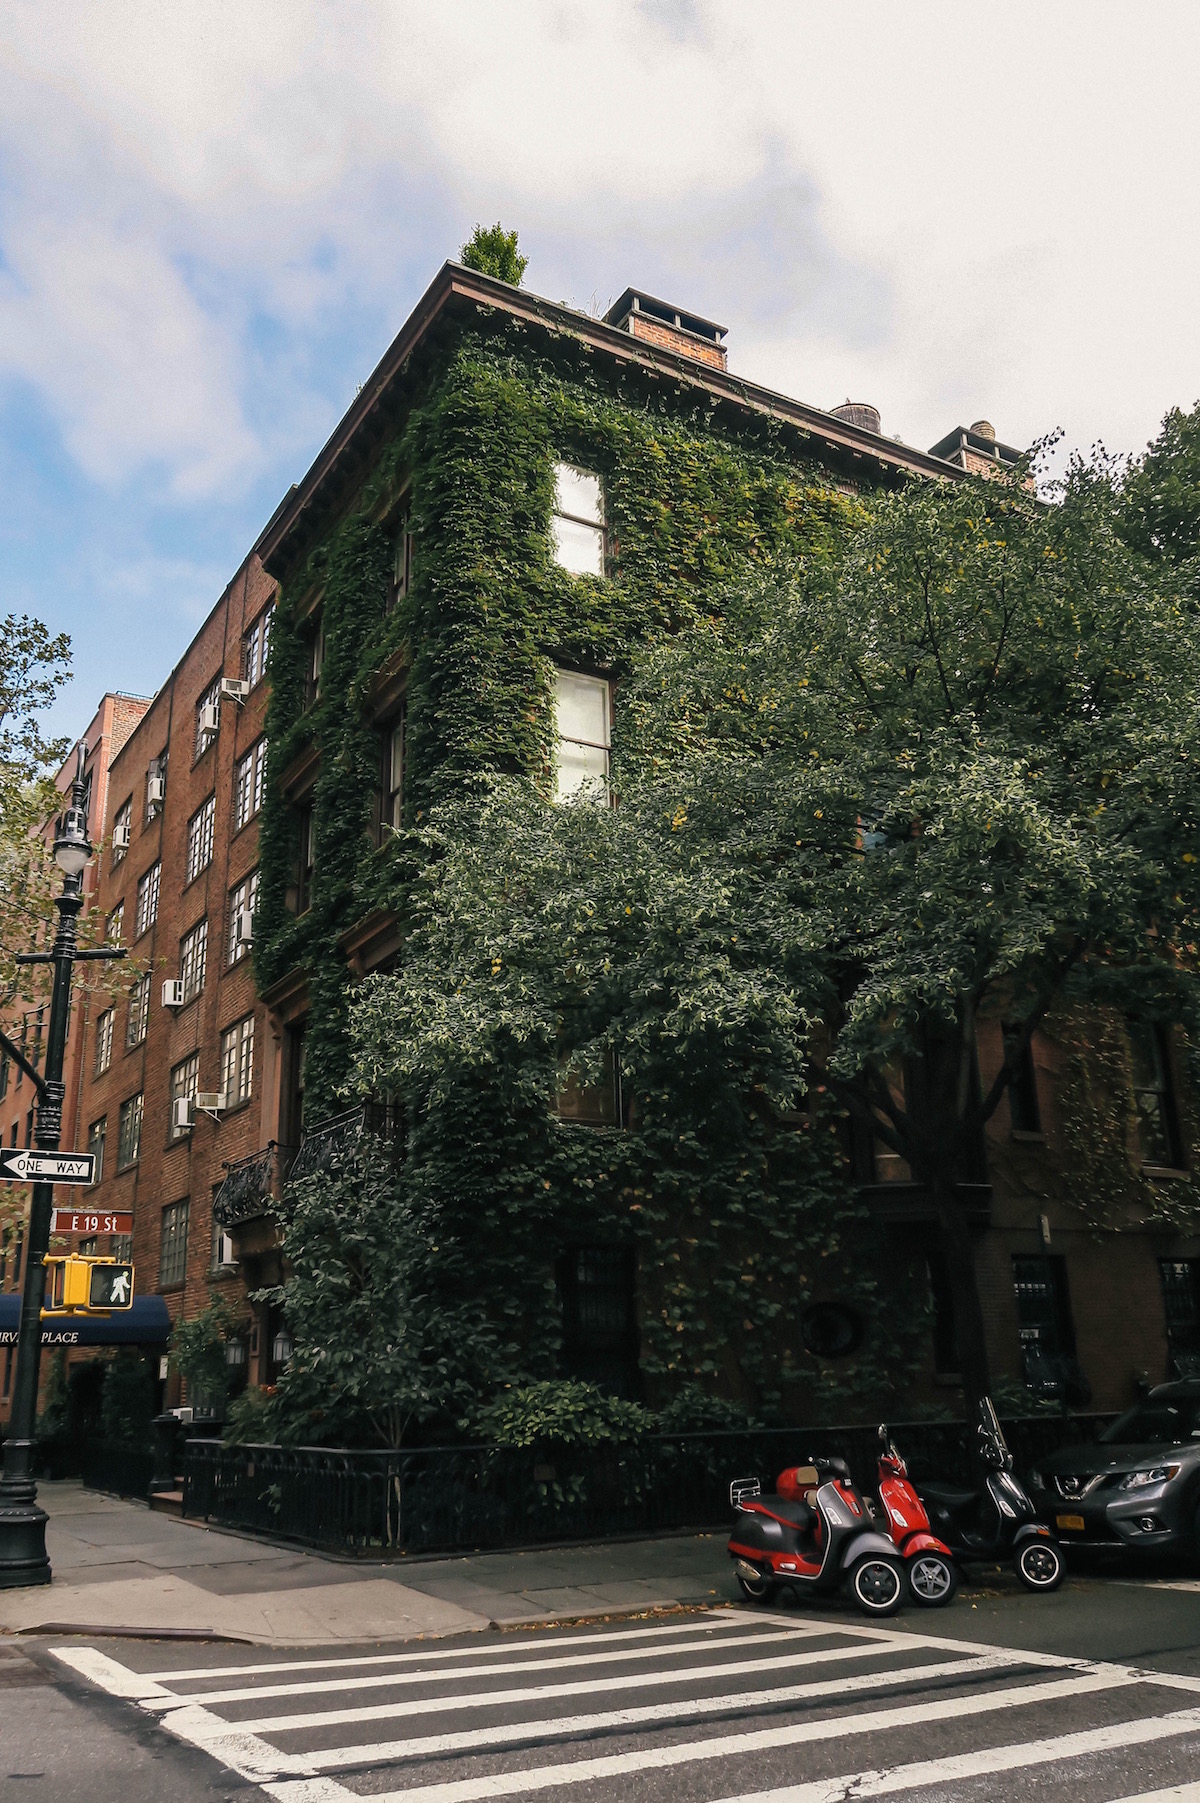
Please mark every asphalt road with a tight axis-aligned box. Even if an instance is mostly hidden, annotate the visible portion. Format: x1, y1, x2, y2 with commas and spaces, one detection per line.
6, 1571, 1200, 1803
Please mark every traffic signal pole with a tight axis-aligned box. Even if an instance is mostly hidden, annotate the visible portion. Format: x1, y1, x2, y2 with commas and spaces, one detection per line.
0, 747, 124, 1588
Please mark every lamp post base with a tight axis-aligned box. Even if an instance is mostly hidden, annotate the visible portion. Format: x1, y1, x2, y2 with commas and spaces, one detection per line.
0, 1494, 51, 1588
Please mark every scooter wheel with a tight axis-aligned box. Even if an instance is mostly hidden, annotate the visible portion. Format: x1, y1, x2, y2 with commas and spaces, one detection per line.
848, 1554, 905, 1616
1016, 1538, 1065, 1592
736, 1569, 779, 1604
907, 1552, 958, 1607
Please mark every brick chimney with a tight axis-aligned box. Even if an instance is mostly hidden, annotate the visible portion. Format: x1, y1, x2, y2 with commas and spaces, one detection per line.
604, 289, 728, 370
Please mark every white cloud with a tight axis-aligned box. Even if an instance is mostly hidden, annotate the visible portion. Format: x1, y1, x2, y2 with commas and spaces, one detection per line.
0, 0, 1198, 500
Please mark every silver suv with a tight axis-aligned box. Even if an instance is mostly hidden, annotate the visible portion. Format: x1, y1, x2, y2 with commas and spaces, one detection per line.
1030, 1379, 1200, 1561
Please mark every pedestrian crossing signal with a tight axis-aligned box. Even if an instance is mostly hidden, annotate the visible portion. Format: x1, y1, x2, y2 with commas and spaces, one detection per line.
44, 1256, 136, 1314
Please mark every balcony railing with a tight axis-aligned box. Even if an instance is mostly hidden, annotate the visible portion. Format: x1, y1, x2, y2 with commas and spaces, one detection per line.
212, 1145, 292, 1229
287, 1100, 400, 1185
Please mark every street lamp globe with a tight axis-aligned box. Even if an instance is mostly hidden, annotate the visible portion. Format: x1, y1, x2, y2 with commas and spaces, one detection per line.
53, 807, 91, 878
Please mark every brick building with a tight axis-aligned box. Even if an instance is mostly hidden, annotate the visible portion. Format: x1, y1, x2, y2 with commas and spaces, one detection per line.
1, 691, 151, 1422
62, 547, 280, 1408
19, 261, 1200, 1430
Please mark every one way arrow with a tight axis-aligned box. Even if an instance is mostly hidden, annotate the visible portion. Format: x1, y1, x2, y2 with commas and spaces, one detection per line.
0, 1149, 96, 1185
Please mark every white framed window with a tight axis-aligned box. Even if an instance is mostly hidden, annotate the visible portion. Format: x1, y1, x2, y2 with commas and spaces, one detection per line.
243, 603, 275, 687
551, 462, 605, 577
87, 1117, 106, 1186
228, 869, 259, 965
135, 862, 161, 937
116, 1093, 143, 1170
94, 1008, 114, 1076
220, 1014, 255, 1107
186, 794, 216, 883
388, 506, 413, 609
307, 616, 326, 703
110, 798, 132, 865
234, 739, 268, 831
126, 973, 150, 1049
159, 1198, 188, 1286
108, 901, 124, 945
169, 1054, 199, 1140
195, 677, 221, 757
179, 918, 208, 1003
145, 754, 166, 821
554, 669, 611, 801
383, 715, 404, 832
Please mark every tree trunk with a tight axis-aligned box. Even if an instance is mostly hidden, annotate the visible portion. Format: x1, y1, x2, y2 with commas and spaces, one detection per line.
931, 1170, 992, 1440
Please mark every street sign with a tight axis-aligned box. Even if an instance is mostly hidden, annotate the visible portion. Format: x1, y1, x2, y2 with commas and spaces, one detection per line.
0, 1149, 95, 1185
51, 1208, 132, 1236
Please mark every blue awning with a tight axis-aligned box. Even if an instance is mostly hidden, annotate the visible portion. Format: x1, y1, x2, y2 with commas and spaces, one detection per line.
0, 1293, 172, 1347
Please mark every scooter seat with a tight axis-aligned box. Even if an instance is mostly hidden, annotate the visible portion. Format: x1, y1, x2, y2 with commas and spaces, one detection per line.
921, 1481, 979, 1511
761, 1496, 817, 1533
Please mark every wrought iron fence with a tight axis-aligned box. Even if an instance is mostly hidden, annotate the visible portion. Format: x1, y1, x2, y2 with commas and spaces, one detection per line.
181, 1412, 1115, 1557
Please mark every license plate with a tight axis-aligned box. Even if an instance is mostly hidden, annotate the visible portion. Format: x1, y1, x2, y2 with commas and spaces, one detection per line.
1056, 1513, 1085, 1532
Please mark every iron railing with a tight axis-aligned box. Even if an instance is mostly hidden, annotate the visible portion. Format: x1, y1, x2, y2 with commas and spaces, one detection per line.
181, 1413, 1115, 1557
213, 1145, 294, 1228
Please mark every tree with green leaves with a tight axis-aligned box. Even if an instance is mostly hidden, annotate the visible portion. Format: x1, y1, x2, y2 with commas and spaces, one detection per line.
264, 1140, 505, 1448
355, 447, 1200, 1423
1120, 400, 1200, 577
460, 222, 527, 286
0, 613, 71, 1002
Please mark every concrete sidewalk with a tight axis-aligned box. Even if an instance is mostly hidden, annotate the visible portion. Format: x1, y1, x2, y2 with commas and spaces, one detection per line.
0, 1481, 730, 1645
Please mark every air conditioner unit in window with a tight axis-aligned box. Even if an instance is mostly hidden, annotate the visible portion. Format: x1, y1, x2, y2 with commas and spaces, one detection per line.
162, 980, 185, 1008
147, 773, 165, 806
219, 677, 250, 703
198, 701, 221, 736
235, 910, 254, 946
214, 1230, 235, 1268
196, 1092, 227, 1118
171, 1097, 194, 1132
112, 822, 131, 851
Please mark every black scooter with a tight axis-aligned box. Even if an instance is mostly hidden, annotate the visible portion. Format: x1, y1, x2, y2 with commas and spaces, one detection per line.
728, 1455, 908, 1617
916, 1396, 1065, 1592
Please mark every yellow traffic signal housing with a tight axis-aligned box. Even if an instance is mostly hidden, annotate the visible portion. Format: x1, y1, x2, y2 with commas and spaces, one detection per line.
44, 1256, 135, 1314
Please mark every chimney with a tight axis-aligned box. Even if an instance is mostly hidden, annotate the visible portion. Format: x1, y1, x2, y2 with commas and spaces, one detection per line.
604, 289, 728, 370
830, 400, 882, 436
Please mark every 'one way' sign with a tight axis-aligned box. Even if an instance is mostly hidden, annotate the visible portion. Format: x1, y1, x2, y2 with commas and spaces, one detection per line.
0, 1150, 96, 1185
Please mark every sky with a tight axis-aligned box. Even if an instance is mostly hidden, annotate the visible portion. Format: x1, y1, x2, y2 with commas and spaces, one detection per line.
3, 1, 1199, 740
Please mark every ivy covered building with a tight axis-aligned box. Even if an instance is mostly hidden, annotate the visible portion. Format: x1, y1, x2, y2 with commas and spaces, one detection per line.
217, 260, 1200, 1424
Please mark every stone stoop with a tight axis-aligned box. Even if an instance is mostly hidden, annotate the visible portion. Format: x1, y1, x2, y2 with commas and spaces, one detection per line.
149, 1488, 184, 1517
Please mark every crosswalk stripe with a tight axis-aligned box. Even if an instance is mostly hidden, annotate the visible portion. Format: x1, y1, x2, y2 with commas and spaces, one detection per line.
141, 1613, 758, 1684
707, 1706, 1200, 1802
237, 1652, 1021, 1773
183, 1635, 913, 1734
145, 1625, 833, 1710
1104, 1787, 1200, 1803
237, 1634, 938, 1733
347, 1670, 1137, 1803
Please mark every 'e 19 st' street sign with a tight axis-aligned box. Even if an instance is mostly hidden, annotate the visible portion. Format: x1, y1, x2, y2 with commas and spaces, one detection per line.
0, 1149, 96, 1185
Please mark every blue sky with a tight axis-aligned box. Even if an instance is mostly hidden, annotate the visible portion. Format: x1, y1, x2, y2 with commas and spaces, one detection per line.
3, 1, 1200, 742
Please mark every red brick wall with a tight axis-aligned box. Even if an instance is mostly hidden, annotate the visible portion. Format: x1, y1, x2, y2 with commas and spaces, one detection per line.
70, 556, 279, 1394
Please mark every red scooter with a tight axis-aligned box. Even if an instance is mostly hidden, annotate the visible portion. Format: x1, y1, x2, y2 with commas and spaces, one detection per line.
875, 1424, 958, 1606
728, 1456, 908, 1617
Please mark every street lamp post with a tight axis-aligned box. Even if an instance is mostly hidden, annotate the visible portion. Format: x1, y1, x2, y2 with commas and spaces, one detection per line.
0, 744, 125, 1588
